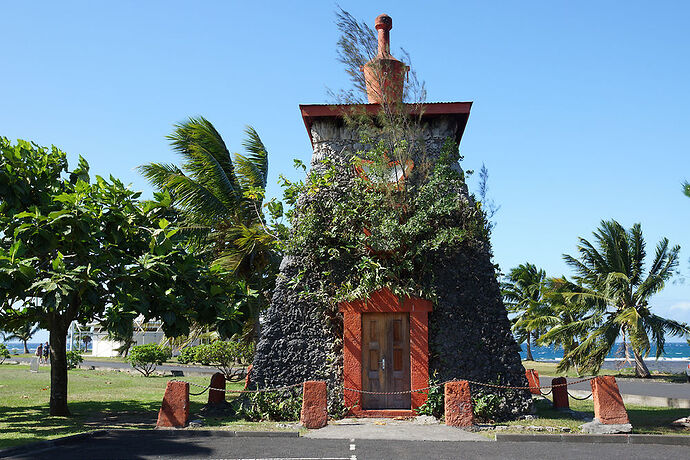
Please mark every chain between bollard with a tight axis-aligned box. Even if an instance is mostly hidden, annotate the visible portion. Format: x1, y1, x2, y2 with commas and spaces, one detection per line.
567, 391, 593, 400
175, 375, 598, 397
343, 376, 598, 395
171, 379, 303, 395
344, 381, 448, 395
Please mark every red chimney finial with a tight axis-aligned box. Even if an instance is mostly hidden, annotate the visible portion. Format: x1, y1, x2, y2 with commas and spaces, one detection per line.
375, 14, 392, 57
363, 14, 408, 104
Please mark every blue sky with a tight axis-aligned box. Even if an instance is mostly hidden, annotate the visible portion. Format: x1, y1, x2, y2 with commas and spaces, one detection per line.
2, 1, 689, 342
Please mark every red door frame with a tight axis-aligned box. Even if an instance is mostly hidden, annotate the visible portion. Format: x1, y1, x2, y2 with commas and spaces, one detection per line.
338, 287, 433, 417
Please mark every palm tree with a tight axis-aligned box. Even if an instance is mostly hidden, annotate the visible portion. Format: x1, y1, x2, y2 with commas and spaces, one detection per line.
557, 219, 688, 377
535, 277, 596, 370
4, 322, 40, 354
139, 117, 281, 342
501, 263, 548, 362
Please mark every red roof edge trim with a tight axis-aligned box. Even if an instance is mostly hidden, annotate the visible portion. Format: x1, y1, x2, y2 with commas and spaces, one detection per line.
299, 102, 472, 148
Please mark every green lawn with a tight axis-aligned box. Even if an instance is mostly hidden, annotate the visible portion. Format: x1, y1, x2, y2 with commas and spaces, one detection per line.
0, 364, 289, 449
522, 360, 687, 383
500, 398, 689, 435
1, 363, 687, 449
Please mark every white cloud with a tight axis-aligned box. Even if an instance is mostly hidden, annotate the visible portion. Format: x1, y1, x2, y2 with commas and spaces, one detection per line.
669, 301, 690, 312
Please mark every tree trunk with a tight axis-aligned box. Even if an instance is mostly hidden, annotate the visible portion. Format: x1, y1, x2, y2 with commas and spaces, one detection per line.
633, 348, 651, 378
49, 323, 70, 416
525, 334, 534, 361
23, 340, 29, 354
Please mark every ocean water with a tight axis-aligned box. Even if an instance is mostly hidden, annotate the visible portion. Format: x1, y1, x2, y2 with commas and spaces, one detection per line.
3, 341, 91, 354
521, 342, 690, 362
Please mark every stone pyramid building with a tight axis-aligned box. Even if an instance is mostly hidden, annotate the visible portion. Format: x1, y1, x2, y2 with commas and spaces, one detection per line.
251, 14, 532, 419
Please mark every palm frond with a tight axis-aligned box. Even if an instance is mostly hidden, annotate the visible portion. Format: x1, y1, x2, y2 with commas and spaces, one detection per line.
628, 223, 645, 285
237, 125, 269, 190
167, 116, 238, 186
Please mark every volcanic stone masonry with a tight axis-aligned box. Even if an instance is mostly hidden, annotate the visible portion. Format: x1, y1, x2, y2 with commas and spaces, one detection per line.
250, 13, 532, 420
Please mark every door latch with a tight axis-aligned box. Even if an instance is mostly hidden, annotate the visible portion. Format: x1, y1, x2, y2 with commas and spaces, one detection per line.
380, 356, 385, 371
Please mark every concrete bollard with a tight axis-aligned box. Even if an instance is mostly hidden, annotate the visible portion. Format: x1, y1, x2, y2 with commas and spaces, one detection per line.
444, 380, 474, 427
208, 372, 226, 405
525, 369, 540, 395
300, 380, 328, 429
156, 381, 189, 428
551, 377, 569, 409
591, 376, 629, 424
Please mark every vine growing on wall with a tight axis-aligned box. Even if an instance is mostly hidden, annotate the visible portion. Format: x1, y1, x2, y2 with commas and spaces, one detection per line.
280, 131, 491, 309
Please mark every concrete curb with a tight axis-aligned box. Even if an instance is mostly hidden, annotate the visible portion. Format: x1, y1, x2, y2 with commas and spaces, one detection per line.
0, 429, 299, 458
496, 433, 690, 446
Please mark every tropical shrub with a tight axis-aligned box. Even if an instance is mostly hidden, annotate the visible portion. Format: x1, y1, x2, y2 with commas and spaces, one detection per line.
472, 392, 502, 422
415, 372, 444, 418
235, 389, 302, 422
127, 344, 172, 377
177, 346, 198, 364
66, 350, 83, 370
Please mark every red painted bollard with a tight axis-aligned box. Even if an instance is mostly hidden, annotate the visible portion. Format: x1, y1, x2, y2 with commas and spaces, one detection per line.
525, 369, 541, 395
551, 377, 569, 409
591, 376, 629, 424
156, 381, 189, 428
244, 364, 253, 390
444, 380, 474, 427
300, 380, 328, 429
208, 372, 226, 405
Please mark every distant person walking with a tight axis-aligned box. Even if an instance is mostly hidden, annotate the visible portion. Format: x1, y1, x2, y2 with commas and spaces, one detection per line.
43, 342, 50, 364
35, 343, 43, 363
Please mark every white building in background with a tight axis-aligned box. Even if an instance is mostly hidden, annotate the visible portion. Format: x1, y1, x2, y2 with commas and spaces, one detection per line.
68, 316, 166, 357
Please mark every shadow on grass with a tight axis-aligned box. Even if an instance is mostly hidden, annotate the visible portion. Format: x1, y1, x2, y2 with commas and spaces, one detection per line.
0, 400, 165, 449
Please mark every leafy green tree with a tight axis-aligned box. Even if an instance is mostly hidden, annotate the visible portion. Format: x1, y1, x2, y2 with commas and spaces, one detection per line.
139, 117, 284, 342
2, 322, 39, 354
0, 138, 240, 415
192, 340, 254, 381
682, 180, 690, 198
127, 344, 172, 377
556, 219, 688, 377
501, 263, 548, 361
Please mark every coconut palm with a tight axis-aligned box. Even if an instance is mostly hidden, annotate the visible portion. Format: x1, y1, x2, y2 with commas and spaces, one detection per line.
3, 322, 39, 354
501, 263, 548, 362
557, 219, 688, 377
535, 277, 597, 368
139, 117, 281, 341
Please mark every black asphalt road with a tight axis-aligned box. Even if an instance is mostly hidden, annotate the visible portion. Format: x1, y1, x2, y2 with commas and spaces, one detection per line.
5, 431, 688, 460
13, 357, 224, 376
538, 376, 690, 400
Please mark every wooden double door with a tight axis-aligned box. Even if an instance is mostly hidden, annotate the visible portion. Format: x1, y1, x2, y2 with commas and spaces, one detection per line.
362, 313, 411, 409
